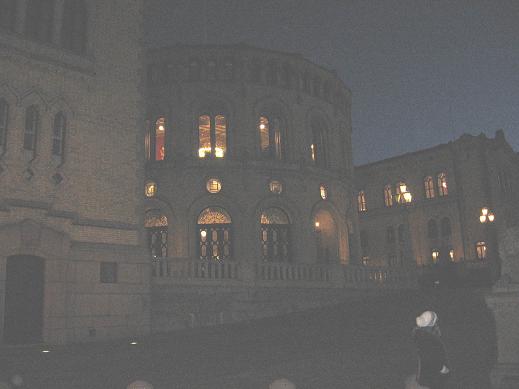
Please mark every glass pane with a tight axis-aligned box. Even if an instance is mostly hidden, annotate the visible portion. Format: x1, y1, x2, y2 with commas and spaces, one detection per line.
272, 118, 282, 160
215, 115, 226, 158
198, 115, 211, 157
155, 117, 166, 161
198, 207, 232, 224
259, 116, 269, 153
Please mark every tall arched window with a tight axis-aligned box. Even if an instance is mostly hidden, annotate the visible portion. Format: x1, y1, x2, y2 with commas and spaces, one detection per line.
258, 116, 284, 160
260, 208, 290, 261
24, 105, 39, 154
440, 217, 451, 238
357, 190, 367, 212
438, 173, 448, 196
147, 117, 166, 161
395, 181, 412, 204
145, 210, 168, 258
384, 184, 393, 207
424, 176, 435, 199
52, 112, 66, 160
0, 0, 17, 32
25, 0, 54, 43
61, 0, 88, 54
0, 99, 8, 152
198, 207, 232, 261
198, 114, 227, 158
310, 117, 327, 167
427, 219, 438, 240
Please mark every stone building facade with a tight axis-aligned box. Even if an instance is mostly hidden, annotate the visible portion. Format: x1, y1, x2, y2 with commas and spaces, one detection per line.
355, 130, 519, 282
0, 0, 150, 345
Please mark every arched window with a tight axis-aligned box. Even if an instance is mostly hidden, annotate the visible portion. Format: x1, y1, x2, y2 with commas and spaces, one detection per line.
25, 0, 54, 43
427, 219, 438, 240
197, 207, 232, 261
310, 117, 327, 167
147, 117, 166, 161
258, 116, 284, 160
280, 63, 291, 88
223, 58, 234, 81
476, 241, 487, 260
384, 185, 393, 207
386, 226, 395, 244
188, 59, 201, 81
145, 210, 168, 258
61, 0, 88, 54
395, 181, 412, 204
438, 173, 448, 196
207, 60, 217, 80
0, 99, 8, 152
52, 112, 66, 160
357, 190, 367, 212
249, 60, 262, 84
266, 62, 277, 86
424, 176, 435, 199
0, 0, 17, 32
198, 114, 227, 158
440, 217, 451, 238
24, 105, 39, 153
260, 208, 290, 261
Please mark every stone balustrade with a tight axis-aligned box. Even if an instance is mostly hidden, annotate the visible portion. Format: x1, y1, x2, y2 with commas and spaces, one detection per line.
152, 257, 418, 289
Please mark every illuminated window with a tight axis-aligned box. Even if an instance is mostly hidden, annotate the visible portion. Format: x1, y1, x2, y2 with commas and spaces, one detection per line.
145, 210, 168, 258
395, 181, 412, 204
197, 207, 232, 261
320, 185, 328, 200
52, 112, 66, 159
198, 114, 227, 158
25, 0, 54, 43
357, 190, 367, 212
0, 0, 16, 32
441, 217, 451, 237
269, 180, 283, 194
24, 105, 39, 153
145, 181, 157, 197
431, 249, 440, 264
384, 185, 393, 207
258, 116, 284, 160
427, 219, 438, 240
437, 173, 448, 196
61, 0, 88, 54
189, 59, 201, 81
147, 117, 166, 161
424, 176, 435, 199
311, 117, 327, 167
260, 208, 290, 261
206, 178, 222, 194
449, 249, 455, 261
0, 99, 8, 152
476, 241, 487, 260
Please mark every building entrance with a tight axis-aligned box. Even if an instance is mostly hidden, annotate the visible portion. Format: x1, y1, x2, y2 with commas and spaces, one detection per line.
3, 255, 44, 344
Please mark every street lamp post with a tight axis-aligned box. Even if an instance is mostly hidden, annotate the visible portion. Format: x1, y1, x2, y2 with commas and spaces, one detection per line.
479, 206, 500, 282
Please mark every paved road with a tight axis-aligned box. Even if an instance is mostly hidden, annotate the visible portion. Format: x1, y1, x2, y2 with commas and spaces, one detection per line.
0, 288, 495, 389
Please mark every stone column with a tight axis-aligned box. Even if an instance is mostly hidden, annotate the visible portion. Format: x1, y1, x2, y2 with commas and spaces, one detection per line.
485, 226, 519, 388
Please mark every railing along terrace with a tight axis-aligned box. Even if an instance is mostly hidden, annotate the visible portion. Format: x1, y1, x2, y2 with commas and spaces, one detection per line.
255, 262, 331, 283
152, 257, 240, 280
343, 265, 417, 289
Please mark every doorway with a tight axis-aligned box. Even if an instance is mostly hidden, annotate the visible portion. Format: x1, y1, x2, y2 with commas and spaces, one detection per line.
3, 255, 45, 344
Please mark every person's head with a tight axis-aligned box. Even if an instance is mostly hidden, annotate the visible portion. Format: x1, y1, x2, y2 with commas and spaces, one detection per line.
416, 310, 438, 328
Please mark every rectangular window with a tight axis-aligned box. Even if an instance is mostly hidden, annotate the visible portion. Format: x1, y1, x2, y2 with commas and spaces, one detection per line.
198, 115, 211, 157
476, 241, 487, 260
214, 115, 226, 158
24, 106, 39, 152
100, 262, 117, 283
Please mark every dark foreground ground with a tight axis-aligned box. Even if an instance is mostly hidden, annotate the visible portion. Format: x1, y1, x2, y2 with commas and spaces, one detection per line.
0, 288, 496, 389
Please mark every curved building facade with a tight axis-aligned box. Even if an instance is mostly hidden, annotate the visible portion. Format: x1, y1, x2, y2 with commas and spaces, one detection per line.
144, 45, 358, 268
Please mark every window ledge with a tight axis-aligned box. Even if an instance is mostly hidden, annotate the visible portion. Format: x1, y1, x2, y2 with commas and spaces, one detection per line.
0, 32, 95, 75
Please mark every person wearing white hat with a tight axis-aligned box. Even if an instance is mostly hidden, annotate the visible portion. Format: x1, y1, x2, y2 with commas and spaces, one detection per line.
412, 311, 450, 389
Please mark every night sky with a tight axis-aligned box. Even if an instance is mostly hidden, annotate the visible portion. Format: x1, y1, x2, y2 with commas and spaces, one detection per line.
145, 0, 519, 165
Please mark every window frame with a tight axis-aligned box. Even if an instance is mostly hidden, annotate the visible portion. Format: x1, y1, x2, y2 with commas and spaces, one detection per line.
437, 172, 448, 196
24, 105, 39, 154
357, 190, 367, 212
424, 176, 435, 199
198, 113, 228, 159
